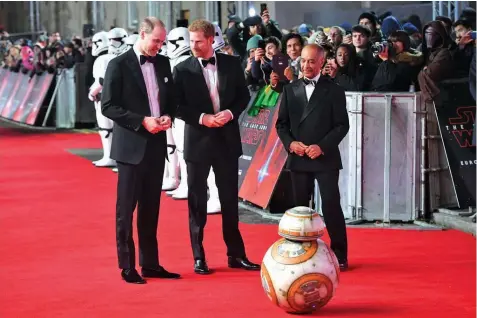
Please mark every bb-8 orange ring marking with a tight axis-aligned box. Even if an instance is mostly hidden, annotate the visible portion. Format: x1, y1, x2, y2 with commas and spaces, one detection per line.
278, 228, 324, 238
271, 238, 318, 265
260, 264, 278, 306
287, 273, 334, 313
284, 211, 321, 219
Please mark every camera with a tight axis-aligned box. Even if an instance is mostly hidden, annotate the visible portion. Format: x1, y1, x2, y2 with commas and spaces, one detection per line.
371, 41, 394, 54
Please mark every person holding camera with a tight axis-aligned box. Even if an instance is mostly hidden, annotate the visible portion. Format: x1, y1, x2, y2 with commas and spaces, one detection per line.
251, 36, 280, 85
371, 30, 423, 92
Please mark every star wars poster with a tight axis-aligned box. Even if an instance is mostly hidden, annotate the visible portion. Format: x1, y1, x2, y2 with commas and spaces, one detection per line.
238, 94, 289, 208
434, 83, 476, 208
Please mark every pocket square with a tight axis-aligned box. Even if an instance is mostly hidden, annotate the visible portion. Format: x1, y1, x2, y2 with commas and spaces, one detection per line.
164, 77, 168, 83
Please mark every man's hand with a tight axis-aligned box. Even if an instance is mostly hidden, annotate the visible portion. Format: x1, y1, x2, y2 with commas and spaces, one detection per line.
255, 48, 265, 61
270, 71, 280, 87
342, 34, 352, 45
261, 9, 270, 25
305, 144, 323, 159
378, 45, 389, 61
202, 114, 222, 128
284, 66, 294, 81
214, 110, 233, 126
290, 141, 308, 156
142, 116, 164, 134
156, 115, 171, 130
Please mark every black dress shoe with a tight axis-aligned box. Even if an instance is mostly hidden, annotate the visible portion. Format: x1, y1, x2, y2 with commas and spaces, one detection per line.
142, 266, 181, 279
339, 260, 349, 272
228, 257, 260, 271
194, 259, 211, 275
121, 269, 146, 284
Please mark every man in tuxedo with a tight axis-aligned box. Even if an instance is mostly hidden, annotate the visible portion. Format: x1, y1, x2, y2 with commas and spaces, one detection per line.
173, 19, 260, 275
275, 44, 350, 271
101, 17, 181, 284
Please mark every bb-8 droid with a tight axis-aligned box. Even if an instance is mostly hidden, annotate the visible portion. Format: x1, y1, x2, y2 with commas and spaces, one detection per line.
260, 206, 340, 314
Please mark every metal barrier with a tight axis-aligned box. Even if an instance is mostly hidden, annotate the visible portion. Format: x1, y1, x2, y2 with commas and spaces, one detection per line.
54, 68, 77, 128
314, 92, 450, 222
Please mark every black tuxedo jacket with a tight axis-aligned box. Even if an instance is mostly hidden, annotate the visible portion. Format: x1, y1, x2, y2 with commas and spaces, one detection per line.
173, 53, 250, 162
276, 76, 349, 172
101, 49, 176, 165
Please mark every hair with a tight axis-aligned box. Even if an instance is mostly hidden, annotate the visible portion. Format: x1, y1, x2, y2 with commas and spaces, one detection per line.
335, 43, 358, 77
188, 19, 215, 38
330, 26, 346, 37
140, 17, 165, 34
282, 33, 305, 53
388, 30, 411, 52
265, 36, 281, 51
453, 19, 473, 29
351, 24, 371, 37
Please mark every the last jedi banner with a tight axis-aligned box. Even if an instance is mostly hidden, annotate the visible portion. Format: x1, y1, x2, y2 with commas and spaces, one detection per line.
434, 83, 476, 208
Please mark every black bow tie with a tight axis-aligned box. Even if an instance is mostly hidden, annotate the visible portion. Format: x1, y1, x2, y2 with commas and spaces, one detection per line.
303, 78, 316, 86
201, 56, 216, 67
140, 55, 157, 65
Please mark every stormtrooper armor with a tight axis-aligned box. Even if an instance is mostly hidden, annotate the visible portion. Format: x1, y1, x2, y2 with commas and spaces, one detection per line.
212, 24, 225, 52
125, 33, 139, 49
108, 28, 129, 56
89, 31, 117, 167
162, 28, 190, 194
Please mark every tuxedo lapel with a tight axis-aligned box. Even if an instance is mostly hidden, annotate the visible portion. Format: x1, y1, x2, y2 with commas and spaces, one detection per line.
154, 60, 167, 111
299, 77, 329, 124
292, 80, 308, 118
125, 49, 147, 97
216, 53, 227, 110
191, 57, 211, 96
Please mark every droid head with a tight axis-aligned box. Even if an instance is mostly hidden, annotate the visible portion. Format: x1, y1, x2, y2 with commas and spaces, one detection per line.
91, 31, 109, 57
167, 27, 190, 59
108, 27, 128, 55
212, 24, 225, 52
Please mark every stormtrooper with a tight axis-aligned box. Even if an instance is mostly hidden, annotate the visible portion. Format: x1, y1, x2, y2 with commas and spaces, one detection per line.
89, 28, 129, 168
124, 33, 139, 49
89, 31, 116, 167
165, 26, 222, 214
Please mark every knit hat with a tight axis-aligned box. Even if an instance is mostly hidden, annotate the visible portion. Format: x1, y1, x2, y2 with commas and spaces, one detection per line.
298, 23, 311, 36
358, 12, 378, 27
246, 35, 263, 52
402, 22, 419, 35
381, 16, 402, 38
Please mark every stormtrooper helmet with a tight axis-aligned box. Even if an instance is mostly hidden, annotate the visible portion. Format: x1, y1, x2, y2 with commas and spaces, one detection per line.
125, 33, 139, 49
167, 27, 190, 59
159, 45, 167, 57
91, 31, 109, 57
212, 24, 225, 51
107, 27, 128, 55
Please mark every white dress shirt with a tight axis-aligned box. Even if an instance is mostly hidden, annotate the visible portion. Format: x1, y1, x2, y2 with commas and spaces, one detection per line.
133, 45, 161, 117
304, 73, 321, 102
197, 53, 233, 125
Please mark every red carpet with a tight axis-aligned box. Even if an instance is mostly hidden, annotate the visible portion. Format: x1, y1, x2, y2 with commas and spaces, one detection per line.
0, 129, 475, 318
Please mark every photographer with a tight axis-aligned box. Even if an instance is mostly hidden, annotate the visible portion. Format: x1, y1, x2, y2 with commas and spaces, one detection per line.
371, 30, 423, 92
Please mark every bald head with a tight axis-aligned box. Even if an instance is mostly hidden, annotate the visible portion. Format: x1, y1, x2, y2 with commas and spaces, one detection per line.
300, 44, 325, 79
137, 16, 167, 57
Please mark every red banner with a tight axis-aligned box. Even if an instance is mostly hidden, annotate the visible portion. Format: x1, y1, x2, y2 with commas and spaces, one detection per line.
0, 71, 54, 125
